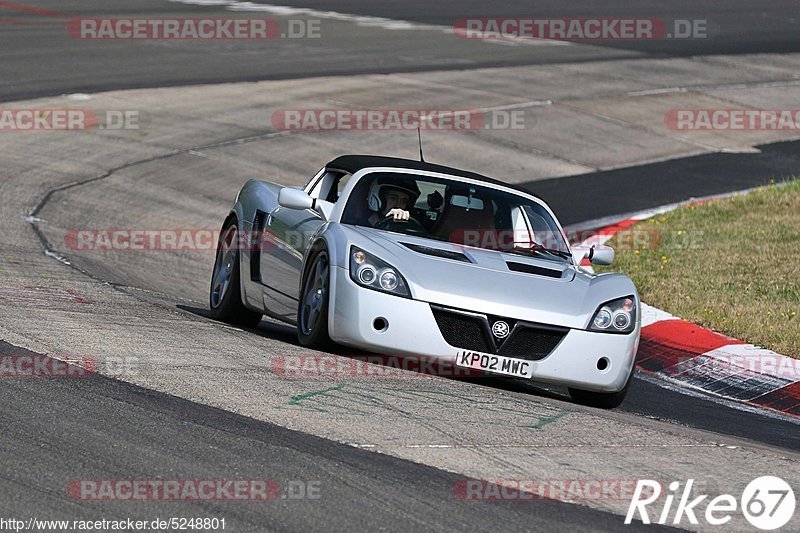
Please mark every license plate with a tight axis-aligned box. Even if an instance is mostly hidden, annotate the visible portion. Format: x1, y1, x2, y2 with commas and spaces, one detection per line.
455, 350, 534, 379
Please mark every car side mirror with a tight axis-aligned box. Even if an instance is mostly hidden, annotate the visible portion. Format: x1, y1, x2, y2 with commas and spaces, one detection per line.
571, 244, 614, 266
278, 188, 314, 210
590, 245, 614, 265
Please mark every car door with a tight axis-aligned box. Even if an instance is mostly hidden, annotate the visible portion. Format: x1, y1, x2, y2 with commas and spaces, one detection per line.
258, 170, 347, 321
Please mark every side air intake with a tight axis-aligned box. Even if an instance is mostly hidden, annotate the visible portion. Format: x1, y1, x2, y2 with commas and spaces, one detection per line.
401, 242, 471, 263
506, 261, 563, 279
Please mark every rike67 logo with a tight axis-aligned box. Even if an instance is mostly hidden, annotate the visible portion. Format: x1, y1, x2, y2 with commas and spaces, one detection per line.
626, 477, 795, 530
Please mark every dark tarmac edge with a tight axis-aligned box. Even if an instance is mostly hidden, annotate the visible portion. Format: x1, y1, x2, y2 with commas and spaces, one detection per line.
523, 139, 800, 226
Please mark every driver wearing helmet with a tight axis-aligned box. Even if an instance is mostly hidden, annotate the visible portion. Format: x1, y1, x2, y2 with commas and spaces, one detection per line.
365, 177, 421, 226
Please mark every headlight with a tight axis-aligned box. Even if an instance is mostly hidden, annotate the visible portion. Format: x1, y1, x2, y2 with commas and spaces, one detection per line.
589, 296, 636, 334
357, 264, 376, 284
349, 246, 410, 297
593, 307, 613, 329
378, 268, 398, 291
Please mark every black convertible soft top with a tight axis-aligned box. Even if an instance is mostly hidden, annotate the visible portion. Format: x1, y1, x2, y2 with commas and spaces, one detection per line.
325, 155, 538, 198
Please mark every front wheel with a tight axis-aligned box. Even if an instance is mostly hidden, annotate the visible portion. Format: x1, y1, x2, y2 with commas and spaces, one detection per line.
209, 219, 263, 328
297, 249, 334, 349
568, 370, 635, 409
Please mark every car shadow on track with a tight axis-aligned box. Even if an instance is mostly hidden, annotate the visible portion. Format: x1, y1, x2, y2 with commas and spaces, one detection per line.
472, 375, 573, 403
177, 305, 300, 345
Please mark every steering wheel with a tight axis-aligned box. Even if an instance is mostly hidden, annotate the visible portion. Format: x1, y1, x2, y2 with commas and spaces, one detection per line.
374, 215, 428, 235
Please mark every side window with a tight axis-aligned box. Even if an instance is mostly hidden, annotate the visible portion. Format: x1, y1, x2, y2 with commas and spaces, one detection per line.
309, 171, 352, 203
510, 206, 534, 248
306, 169, 328, 199
326, 173, 352, 203
522, 205, 566, 251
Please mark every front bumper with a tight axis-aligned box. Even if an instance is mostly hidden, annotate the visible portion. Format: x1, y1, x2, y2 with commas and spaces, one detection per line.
329, 266, 639, 392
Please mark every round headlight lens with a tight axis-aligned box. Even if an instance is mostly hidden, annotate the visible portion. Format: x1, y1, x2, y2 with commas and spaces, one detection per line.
357, 264, 376, 285
378, 269, 398, 291
353, 250, 366, 265
593, 308, 613, 329
613, 310, 631, 330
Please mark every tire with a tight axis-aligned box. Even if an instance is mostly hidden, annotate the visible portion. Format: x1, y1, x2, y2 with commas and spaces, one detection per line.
297, 249, 334, 349
209, 219, 263, 328
568, 369, 635, 409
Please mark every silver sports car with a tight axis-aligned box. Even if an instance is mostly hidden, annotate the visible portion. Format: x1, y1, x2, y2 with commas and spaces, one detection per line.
210, 155, 640, 407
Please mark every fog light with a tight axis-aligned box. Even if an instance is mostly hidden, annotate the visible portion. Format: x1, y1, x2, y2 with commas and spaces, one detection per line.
373, 317, 388, 332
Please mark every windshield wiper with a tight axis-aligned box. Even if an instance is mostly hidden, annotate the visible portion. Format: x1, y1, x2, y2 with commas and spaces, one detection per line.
511, 243, 572, 260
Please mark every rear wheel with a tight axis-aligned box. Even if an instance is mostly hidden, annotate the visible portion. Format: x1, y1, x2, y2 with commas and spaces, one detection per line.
297, 249, 334, 349
209, 219, 262, 328
568, 370, 634, 409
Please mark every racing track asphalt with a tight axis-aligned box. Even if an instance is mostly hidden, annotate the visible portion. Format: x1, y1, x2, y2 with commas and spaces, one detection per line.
4, 90, 800, 532
2, 1, 800, 530
1, 0, 800, 102
0, 340, 667, 532
24, 127, 800, 455
524, 139, 800, 226
237, 0, 800, 56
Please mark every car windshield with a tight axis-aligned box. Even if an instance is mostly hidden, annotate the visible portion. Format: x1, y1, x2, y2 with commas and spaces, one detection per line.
340, 171, 570, 259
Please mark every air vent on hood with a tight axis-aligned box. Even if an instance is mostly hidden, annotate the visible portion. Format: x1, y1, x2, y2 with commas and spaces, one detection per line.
506, 261, 563, 278
401, 242, 471, 262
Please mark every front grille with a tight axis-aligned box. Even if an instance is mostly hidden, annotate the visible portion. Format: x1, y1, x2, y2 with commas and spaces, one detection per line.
498, 326, 567, 361
431, 307, 490, 352
431, 304, 567, 361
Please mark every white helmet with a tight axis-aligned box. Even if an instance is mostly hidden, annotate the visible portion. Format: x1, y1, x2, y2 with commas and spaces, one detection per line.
367, 177, 421, 212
